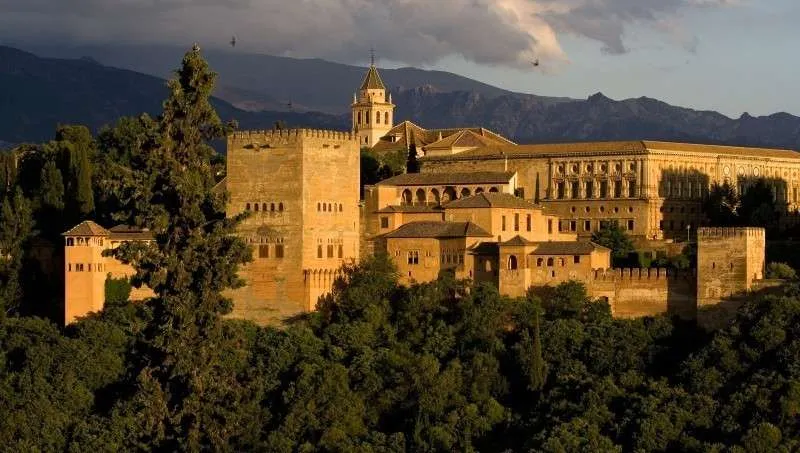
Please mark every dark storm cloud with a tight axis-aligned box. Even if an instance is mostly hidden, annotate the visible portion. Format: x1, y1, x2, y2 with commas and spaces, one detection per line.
0, 0, 735, 66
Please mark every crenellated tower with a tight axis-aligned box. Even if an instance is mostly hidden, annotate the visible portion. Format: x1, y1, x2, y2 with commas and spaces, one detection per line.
351, 62, 394, 148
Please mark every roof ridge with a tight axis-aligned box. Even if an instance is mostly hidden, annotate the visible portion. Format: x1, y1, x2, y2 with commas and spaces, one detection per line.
359, 65, 386, 91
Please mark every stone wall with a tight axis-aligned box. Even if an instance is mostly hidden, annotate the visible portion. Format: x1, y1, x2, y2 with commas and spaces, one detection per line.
590, 268, 695, 319
696, 227, 765, 309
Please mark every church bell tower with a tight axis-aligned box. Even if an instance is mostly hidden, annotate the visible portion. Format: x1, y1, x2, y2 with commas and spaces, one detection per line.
351, 56, 394, 148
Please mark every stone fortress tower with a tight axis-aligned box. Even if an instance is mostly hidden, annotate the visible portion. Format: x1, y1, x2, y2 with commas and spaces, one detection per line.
224, 129, 360, 324
351, 59, 395, 147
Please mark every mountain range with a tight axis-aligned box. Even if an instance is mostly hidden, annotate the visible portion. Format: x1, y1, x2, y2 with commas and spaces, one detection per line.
1, 43, 799, 151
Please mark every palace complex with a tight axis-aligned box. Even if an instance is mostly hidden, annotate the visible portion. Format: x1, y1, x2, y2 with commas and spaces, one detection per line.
63, 63, 797, 325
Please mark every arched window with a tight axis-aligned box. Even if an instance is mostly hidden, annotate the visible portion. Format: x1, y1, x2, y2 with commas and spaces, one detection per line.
402, 189, 413, 205
67, 238, 74, 246
475, 187, 484, 194
279, 202, 284, 212
415, 189, 426, 204
508, 255, 518, 270
537, 258, 543, 267
384, 111, 389, 124
317, 202, 321, 211
339, 204, 343, 212
443, 187, 457, 202
357, 111, 361, 125
246, 203, 251, 211
489, 187, 499, 193
547, 258, 554, 267
323, 204, 327, 212
270, 203, 275, 212
376, 111, 381, 124
254, 203, 259, 212
559, 258, 565, 267
317, 245, 323, 258
262, 203, 267, 211
460, 188, 471, 198
366, 111, 370, 124
430, 188, 441, 205
328, 203, 333, 212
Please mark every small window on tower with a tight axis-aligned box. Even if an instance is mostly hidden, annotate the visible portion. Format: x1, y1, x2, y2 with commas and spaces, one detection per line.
275, 245, 284, 258
384, 112, 389, 124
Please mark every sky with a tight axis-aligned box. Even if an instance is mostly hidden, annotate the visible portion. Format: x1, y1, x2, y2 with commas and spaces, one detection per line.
0, 0, 797, 117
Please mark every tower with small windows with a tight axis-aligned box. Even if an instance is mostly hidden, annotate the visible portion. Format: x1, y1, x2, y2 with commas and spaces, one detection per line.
351, 61, 394, 148
696, 227, 765, 309
63, 221, 110, 324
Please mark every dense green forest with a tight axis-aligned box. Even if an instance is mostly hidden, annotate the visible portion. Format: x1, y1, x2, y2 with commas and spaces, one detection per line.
1, 48, 800, 452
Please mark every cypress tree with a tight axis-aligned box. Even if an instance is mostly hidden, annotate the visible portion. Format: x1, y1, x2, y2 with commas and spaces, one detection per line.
534, 173, 540, 204
406, 142, 420, 173
40, 160, 65, 211
71, 147, 94, 216
111, 46, 252, 450
0, 152, 17, 194
530, 301, 546, 391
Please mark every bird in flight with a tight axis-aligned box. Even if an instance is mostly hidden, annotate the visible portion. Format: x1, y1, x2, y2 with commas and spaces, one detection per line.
532, 58, 540, 67
230, 36, 237, 48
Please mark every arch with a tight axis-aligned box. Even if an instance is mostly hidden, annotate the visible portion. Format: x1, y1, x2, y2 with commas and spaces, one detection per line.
254, 203, 259, 212
279, 202, 284, 212
269, 203, 275, 212
460, 187, 472, 198
339, 203, 343, 212
537, 258, 543, 267
402, 189, 413, 205
489, 186, 499, 193
547, 257, 554, 267
384, 111, 389, 124
317, 202, 321, 211
328, 203, 333, 212
430, 188, 441, 205
376, 111, 381, 124
442, 187, 457, 202
415, 188, 427, 204
357, 111, 361, 125
246, 203, 251, 211
475, 187, 484, 194
508, 255, 518, 270
323, 203, 327, 212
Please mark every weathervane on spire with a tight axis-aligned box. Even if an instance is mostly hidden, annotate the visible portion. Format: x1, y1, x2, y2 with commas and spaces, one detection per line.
370, 47, 376, 67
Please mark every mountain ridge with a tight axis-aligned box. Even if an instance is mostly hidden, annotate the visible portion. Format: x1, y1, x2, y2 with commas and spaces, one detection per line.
1, 44, 799, 151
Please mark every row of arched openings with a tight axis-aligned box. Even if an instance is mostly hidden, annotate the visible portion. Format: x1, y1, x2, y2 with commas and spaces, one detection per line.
401, 186, 500, 205
355, 111, 390, 126
246, 202, 284, 212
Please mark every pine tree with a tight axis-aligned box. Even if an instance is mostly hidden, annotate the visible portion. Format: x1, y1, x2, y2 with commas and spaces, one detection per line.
0, 152, 17, 194
40, 160, 65, 211
406, 142, 420, 173
111, 46, 252, 450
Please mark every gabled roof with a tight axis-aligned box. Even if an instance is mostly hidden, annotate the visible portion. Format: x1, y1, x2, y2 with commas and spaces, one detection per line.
424, 129, 514, 150
370, 121, 514, 155
383, 221, 492, 239
360, 65, 386, 90
445, 193, 537, 210
377, 171, 515, 187
62, 220, 110, 237
500, 235, 536, 246
530, 241, 610, 256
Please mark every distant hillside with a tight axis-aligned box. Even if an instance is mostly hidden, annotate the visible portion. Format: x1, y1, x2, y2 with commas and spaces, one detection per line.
394, 88, 800, 150
0, 46, 346, 143
3, 45, 800, 152
22, 43, 571, 113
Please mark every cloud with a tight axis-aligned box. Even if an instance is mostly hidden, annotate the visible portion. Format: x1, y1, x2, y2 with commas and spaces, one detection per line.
0, 0, 735, 67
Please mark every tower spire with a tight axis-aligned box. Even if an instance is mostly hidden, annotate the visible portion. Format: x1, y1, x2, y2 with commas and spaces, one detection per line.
370, 47, 375, 67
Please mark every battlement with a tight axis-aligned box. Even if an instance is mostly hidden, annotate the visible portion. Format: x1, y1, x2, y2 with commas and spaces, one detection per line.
229, 128, 356, 142
592, 267, 693, 281
697, 227, 765, 239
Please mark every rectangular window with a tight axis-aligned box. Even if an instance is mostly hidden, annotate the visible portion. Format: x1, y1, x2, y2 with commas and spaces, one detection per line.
514, 213, 519, 231
259, 244, 269, 258
627, 220, 635, 231
600, 181, 608, 198
317, 245, 323, 258
659, 220, 664, 231
68, 263, 72, 272
338, 245, 344, 258
407, 251, 419, 265
584, 220, 591, 232
526, 215, 531, 232
275, 245, 284, 258
327, 245, 334, 258
380, 217, 389, 228
570, 220, 577, 232
502, 216, 507, 231
574, 255, 581, 264
548, 219, 553, 234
